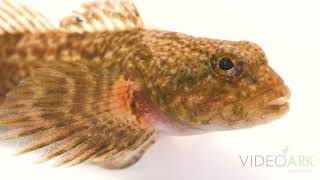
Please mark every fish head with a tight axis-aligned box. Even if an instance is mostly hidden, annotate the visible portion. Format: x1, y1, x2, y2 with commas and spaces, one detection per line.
141, 34, 290, 131
199, 40, 291, 130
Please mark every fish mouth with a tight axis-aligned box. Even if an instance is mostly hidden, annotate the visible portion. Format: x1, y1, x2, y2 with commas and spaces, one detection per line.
265, 96, 289, 107
224, 85, 291, 128
246, 84, 291, 126
262, 85, 290, 110
182, 85, 291, 131
263, 96, 290, 113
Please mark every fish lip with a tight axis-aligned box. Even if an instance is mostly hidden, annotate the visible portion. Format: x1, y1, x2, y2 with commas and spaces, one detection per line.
216, 85, 290, 129
240, 84, 291, 109
263, 85, 291, 108
264, 97, 289, 107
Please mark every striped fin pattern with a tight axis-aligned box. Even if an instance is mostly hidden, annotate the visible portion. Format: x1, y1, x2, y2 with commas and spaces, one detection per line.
0, 61, 156, 168
99, 132, 156, 169
60, 0, 144, 33
0, 0, 55, 34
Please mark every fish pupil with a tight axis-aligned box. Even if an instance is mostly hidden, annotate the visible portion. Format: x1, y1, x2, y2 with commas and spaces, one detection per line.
218, 57, 234, 70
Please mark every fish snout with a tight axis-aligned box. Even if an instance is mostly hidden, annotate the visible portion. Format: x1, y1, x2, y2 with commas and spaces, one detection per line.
255, 65, 285, 87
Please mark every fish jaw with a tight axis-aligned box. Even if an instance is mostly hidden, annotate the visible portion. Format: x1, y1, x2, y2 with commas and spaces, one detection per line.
218, 84, 290, 130
145, 60, 291, 133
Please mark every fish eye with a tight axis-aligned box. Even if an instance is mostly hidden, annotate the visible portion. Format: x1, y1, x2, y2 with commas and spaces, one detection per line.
218, 57, 234, 70
209, 53, 244, 80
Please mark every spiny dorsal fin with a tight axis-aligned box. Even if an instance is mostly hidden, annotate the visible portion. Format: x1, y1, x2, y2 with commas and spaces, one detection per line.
0, 0, 55, 34
60, 0, 144, 33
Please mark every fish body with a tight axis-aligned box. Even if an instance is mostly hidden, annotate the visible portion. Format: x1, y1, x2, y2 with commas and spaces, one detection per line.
0, 0, 290, 169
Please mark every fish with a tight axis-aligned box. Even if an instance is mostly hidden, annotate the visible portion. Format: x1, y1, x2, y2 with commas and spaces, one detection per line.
0, 0, 290, 169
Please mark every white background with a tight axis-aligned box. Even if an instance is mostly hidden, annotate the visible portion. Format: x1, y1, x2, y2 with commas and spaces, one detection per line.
0, 0, 319, 180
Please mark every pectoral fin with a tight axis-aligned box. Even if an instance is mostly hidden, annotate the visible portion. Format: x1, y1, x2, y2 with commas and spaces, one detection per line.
99, 132, 156, 169
0, 61, 156, 168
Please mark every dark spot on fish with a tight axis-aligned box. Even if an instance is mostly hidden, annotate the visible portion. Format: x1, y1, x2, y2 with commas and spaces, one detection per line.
177, 75, 194, 87
75, 16, 83, 23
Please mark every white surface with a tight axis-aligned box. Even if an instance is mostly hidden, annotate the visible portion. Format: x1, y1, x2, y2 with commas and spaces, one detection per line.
0, 0, 319, 180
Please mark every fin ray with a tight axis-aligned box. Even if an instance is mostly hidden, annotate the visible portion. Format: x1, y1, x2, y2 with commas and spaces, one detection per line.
60, 0, 144, 33
37, 132, 89, 163
0, 0, 55, 34
16, 127, 72, 155
0, 61, 156, 168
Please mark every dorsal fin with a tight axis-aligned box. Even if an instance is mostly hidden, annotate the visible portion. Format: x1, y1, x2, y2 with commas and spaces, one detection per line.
0, 0, 55, 34
59, 0, 145, 33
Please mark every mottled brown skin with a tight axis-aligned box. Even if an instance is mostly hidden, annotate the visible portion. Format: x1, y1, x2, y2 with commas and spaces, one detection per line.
0, 28, 291, 169
0, 30, 289, 134
0, 0, 291, 170
137, 31, 290, 131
